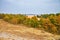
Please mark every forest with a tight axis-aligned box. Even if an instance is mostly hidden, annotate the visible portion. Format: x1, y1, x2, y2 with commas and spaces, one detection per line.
0, 13, 60, 35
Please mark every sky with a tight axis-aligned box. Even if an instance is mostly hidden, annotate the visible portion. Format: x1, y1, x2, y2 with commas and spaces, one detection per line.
0, 0, 60, 14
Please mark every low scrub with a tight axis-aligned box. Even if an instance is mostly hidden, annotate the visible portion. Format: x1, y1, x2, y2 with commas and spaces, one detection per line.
0, 13, 60, 35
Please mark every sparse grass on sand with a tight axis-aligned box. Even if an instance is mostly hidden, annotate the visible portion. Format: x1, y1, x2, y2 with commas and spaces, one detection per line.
0, 19, 60, 40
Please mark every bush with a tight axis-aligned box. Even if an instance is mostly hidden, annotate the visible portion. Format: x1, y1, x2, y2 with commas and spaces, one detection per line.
0, 13, 60, 35
0, 14, 5, 19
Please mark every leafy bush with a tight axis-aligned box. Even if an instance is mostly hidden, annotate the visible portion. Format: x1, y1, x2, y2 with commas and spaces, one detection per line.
0, 14, 5, 19
0, 13, 60, 35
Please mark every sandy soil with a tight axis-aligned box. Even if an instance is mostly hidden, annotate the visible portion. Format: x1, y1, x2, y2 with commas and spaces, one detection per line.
0, 19, 60, 40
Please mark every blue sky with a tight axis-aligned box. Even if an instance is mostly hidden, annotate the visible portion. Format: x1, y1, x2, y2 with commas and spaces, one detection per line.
0, 0, 60, 14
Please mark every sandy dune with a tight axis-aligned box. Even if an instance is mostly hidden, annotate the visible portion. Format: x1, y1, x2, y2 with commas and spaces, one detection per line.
0, 19, 60, 40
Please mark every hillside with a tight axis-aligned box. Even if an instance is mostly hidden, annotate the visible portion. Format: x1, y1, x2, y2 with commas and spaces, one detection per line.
0, 19, 60, 40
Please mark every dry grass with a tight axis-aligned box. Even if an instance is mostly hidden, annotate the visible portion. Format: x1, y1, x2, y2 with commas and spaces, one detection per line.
0, 37, 12, 40
0, 19, 60, 40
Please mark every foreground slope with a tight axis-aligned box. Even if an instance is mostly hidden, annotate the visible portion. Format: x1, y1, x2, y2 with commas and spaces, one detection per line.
0, 19, 60, 40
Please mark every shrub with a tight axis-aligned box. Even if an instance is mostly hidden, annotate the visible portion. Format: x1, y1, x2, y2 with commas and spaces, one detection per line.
0, 14, 5, 19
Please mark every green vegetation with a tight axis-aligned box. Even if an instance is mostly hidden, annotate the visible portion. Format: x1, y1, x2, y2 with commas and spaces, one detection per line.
0, 13, 60, 35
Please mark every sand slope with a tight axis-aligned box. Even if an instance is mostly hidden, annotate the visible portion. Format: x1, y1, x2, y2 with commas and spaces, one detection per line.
0, 19, 60, 40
